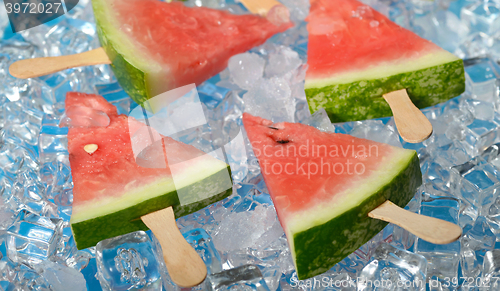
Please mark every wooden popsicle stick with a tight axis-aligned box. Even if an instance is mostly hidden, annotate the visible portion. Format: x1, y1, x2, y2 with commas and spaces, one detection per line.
368, 200, 462, 245
239, 0, 283, 15
9, 47, 111, 79
141, 207, 207, 288
383, 89, 433, 143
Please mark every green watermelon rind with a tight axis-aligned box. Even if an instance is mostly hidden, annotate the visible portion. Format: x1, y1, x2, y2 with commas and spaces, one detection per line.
305, 59, 465, 122
291, 152, 421, 280
92, 0, 155, 110
71, 165, 232, 250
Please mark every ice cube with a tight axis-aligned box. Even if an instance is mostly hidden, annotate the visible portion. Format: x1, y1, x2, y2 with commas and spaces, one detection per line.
96, 82, 131, 115
96, 231, 164, 291
208, 264, 270, 291
6, 210, 65, 266
38, 125, 69, 165
0, 198, 15, 229
228, 53, 266, 90
460, 32, 493, 59
34, 260, 87, 291
358, 243, 427, 291
464, 58, 500, 102
348, 119, 402, 148
184, 228, 223, 275
414, 195, 460, 281
481, 250, 500, 290
460, 217, 495, 278
409, 0, 438, 15
461, 0, 500, 35
413, 10, 469, 53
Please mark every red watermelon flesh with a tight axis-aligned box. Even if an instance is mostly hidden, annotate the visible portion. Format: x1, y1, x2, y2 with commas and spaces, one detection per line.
242, 113, 421, 279
306, 0, 439, 79
93, 0, 293, 108
304, 0, 465, 122
67, 92, 232, 249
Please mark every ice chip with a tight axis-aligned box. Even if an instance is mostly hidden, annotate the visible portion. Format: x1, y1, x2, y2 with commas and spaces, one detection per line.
264, 46, 302, 78
208, 265, 270, 291
228, 53, 266, 90
35, 260, 87, 291
212, 199, 283, 252
243, 77, 294, 123
59, 105, 110, 128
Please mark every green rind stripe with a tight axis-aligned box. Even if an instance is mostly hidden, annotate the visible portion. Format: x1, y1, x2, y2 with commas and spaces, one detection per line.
292, 153, 421, 280
93, 0, 151, 109
71, 166, 232, 249
305, 59, 465, 123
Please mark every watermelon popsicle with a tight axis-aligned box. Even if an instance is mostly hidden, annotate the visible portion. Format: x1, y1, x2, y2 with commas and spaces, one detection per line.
9, 0, 292, 111
65, 92, 233, 286
305, 0, 466, 142
242, 113, 461, 280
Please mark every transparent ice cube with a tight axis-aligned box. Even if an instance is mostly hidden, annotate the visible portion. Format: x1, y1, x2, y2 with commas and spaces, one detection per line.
413, 10, 469, 53
348, 119, 402, 148
414, 195, 460, 280
460, 217, 495, 278
461, 0, 500, 35
96, 231, 164, 291
184, 228, 223, 275
6, 210, 64, 266
208, 264, 270, 291
481, 250, 500, 290
486, 195, 500, 237
358, 243, 427, 291
301, 108, 335, 133
34, 260, 87, 291
38, 125, 69, 165
409, 0, 438, 15
464, 58, 500, 102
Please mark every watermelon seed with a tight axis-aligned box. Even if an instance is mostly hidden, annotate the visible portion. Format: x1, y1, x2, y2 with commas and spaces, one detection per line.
268, 126, 279, 130
84, 144, 98, 154
277, 139, 289, 144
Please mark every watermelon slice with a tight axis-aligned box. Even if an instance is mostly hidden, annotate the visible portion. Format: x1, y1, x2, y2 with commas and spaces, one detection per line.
67, 92, 232, 249
242, 113, 422, 279
92, 0, 292, 110
305, 0, 465, 122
